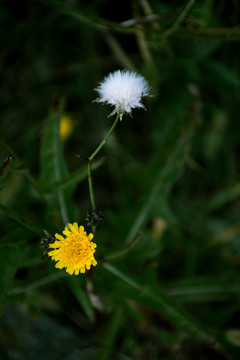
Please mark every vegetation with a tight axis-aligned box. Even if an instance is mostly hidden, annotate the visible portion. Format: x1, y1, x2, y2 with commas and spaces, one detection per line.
0, 0, 240, 358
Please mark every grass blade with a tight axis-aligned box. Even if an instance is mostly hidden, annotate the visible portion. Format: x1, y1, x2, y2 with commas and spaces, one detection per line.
102, 263, 216, 345
0, 232, 30, 308
39, 97, 73, 223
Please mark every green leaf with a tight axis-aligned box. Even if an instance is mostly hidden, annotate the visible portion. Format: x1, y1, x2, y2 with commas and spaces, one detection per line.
0, 228, 35, 247
200, 184, 240, 215
67, 277, 95, 323
97, 306, 124, 360
0, 231, 30, 308
39, 97, 74, 223
0, 203, 41, 234
103, 263, 216, 345
167, 281, 240, 303
8, 272, 66, 296
202, 60, 239, 90
53, 157, 104, 191
0, 155, 14, 188
126, 120, 193, 243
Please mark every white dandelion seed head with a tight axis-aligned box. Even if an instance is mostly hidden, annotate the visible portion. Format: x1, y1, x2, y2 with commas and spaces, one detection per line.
95, 70, 150, 119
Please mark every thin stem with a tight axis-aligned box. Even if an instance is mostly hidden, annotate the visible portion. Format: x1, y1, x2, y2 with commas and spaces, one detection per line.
89, 113, 120, 162
88, 161, 96, 211
87, 113, 120, 211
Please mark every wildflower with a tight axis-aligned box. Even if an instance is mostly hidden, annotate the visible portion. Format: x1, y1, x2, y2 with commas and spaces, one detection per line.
95, 70, 150, 119
60, 114, 73, 141
48, 223, 97, 275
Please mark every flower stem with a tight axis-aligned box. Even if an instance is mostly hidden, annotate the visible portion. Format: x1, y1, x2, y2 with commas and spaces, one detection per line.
88, 161, 96, 211
89, 113, 120, 162
88, 113, 120, 211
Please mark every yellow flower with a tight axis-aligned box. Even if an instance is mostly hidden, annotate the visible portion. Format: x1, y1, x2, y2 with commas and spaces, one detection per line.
60, 115, 73, 141
48, 223, 97, 275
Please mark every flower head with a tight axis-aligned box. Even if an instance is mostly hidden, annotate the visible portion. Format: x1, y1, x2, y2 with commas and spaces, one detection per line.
95, 70, 150, 119
48, 223, 97, 275
60, 114, 73, 142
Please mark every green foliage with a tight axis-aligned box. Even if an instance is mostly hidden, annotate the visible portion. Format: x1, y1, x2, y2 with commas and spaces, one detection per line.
102, 263, 216, 345
0, 0, 240, 359
0, 230, 31, 307
39, 97, 74, 223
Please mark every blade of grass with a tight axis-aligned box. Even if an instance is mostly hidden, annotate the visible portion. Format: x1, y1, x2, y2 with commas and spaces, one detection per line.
126, 124, 193, 243
68, 277, 95, 323
102, 263, 216, 345
53, 157, 105, 191
8, 272, 66, 296
98, 306, 124, 360
40, 97, 72, 223
201, 183, 240, 215
0, 229, 36, 247
0, 203, 41, 235
0, 240, 30, 308
0, 155, 14, 188
162, 0, 195, 38
167, 283, 240, 303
